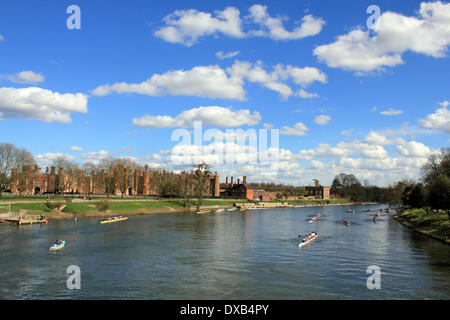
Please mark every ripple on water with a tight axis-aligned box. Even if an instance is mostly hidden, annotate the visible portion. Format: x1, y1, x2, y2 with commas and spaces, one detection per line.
0, 205, 449, 299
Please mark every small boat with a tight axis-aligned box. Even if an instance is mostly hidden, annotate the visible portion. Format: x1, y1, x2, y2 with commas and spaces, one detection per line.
299, 233, 318, 247
215, 208, 225, 213
346, 209, 355, 213
49, 240, 65, 251
227, 208, 237, 211
342, 219, 350, 226
100, 216, 128, 224
196, 209, 214, 214
309, 213, 321, 223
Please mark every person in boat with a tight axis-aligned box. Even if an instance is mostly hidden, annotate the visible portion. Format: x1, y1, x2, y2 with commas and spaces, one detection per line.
343, 218, 348, 224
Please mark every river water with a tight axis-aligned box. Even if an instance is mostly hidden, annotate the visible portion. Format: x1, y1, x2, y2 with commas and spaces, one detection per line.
0, 204, 449, 300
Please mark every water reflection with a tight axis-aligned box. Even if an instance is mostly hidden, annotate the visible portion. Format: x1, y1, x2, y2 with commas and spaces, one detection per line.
0, 204, 449, 299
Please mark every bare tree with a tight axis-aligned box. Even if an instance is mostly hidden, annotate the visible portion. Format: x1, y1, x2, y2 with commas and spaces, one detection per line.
115, 158, 137, 198
52, 155, 78, 193
193, 162, 212, 212
81, 162, 97, 197
181, 173, 194, 208
100, 157, 117, 198
0, 144, 36, 196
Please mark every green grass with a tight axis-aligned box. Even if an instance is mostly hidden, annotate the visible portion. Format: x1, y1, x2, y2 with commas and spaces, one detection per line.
395, 209, 450, 241
63, 202, 98, 214
108, 201, 168, 212
10, 202, 52, 213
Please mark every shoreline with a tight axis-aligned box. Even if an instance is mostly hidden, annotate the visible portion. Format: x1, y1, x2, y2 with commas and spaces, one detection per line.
1, 200, 382, 223
394, 210, 450, 245
48, 201, 378, 220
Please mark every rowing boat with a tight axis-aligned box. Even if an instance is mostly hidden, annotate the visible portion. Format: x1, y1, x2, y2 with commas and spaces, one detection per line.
49, 240, 65, 251
299, 233, 318, 247
309, 216, 320, 223
196, 209, 214, 214
342, 219, 350, 226
100, 216, 128, 224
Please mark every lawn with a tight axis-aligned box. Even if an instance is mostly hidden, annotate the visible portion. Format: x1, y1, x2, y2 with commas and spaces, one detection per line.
395, 209, 450, 241
63, 202, 98, 214
108, 201, 169, 212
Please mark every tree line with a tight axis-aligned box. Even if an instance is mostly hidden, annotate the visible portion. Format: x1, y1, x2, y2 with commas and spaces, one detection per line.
330, 149, 450, 216
0, 143, 213, 210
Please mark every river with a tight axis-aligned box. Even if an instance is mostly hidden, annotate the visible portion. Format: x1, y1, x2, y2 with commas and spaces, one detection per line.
0, 204, 449, 299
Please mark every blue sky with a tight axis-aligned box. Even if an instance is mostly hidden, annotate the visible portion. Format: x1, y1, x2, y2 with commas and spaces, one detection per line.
0, 0, 449, 186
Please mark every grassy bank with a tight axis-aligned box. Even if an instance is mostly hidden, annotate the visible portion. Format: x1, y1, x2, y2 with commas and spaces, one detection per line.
1, 197, 355, 218
394, 209, 450, 244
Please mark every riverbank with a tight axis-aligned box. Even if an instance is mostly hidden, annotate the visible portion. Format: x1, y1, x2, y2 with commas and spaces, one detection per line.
394, 209, 450, 245
0, 197, 366, 222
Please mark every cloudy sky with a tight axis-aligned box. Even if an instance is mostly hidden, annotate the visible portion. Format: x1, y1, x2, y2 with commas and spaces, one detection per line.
0, 0, 449, 187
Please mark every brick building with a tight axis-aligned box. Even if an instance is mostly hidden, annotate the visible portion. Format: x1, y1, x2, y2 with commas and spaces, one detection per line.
9, 164, 220, 198
220, 176, 253, 200
304, 179, 330, 200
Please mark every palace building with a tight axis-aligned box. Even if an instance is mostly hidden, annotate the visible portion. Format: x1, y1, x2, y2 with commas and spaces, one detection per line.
304, 179, 331, 200
9, 164, 220, 198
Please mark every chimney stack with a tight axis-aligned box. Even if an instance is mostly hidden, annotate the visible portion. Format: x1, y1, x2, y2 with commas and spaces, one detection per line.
231, 177, 234, 185
226, 176, 228, 184
243, 176, 247, 184
238, 178, 240, 184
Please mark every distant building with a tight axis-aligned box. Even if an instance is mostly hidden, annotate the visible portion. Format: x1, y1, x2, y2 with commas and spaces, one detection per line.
9, 165, 220, 198
253, 189, 277, 201
304, 179, 330, 200
220, 176, 253, 200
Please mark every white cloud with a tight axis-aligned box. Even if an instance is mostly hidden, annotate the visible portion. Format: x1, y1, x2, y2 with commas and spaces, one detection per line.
8, 71, 45, 84
419, 106, 450, 133
81, 150, 110, 161
0, 87, 88, 123
92, 65, 246, 100
263, 123, 274, 129
154, 7, 245, 46
299, 141, 388, 159
314, 114, 331, 125
365, 131, 391, 145
342, 129, 354, 136
396, 141, 432, 158
314, 1, 450, 72
35, 153, 76, 168
280, 122, 309, 136
216, 51, 240, 59
297, 89, 318, 98
0, 35, 4, 41
154, 5, 324, 46
70, 146, 83, 152
93, 60, 326, 101
439, 100, 449, 107
247, 4, 325, 40
227, 60, 326, 99
380, 108, 403, 116
133, 106, 261, 128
